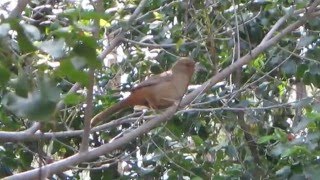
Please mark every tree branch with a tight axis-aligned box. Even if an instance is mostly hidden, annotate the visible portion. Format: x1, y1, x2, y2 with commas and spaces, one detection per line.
8, 0, 31, 18
4, 2, 320, 179
79, 0, 105, 153
5, 104, 179, 180
180, 8, 317, 108
79, 69, 94, 153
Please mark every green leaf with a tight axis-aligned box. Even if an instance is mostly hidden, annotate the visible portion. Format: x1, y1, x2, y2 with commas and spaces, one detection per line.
9, 72, 32, 98
166, 118, 184, 137
153, 12, 165, 20
150, 63, 162, 74
313, 74, 320, 88
252, 54, 265, 69
297, 36, 315, 49
296, 64, 308, 79
309, 64, 320, 74
19, 150, 33, 168
1, 76, 60, 121
175, 38, 185, 50
72, 37, 101, 68
274, 128, 287, 141
225, 145, 237, 158
56, 59, 89, 87
281, 146, 310, 158
63, 93, 85, 105
191, 135, 204, 146
0, 23, 10, 37
37, 39, 66, 59
303, 71, 312, 85
9, 20, 37, 53
281, 60, 296, 75
257, 135, 275, 144
0, 64, 10, 87
21, 24, 41, 41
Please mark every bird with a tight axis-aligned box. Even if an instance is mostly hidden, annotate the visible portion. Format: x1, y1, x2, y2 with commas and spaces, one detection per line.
90, 57, 196, 126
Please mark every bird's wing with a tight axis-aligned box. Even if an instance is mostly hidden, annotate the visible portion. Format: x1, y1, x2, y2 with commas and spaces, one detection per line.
131, 70, 173, 91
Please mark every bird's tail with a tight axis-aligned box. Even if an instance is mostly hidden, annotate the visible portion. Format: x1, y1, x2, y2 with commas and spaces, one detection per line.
90, 98, 131, 127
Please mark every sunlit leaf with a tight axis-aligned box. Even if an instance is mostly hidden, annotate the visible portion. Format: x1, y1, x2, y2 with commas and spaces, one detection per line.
149, 20, 162, 29
175, 38, 184, 50
257, 135, 276, 144
99, 19, 110, 27
153, 12, 164, 20
0, 23, 10, 37
63, 93, 85, 105
21, 24, 41, 41
37, 39, 66, 59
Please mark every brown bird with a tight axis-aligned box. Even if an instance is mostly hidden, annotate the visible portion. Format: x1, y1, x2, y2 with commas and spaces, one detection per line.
90, 57, 196, 126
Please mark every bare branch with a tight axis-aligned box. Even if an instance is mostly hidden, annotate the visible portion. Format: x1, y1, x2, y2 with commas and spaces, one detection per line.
56, 83, 81, 110
0, 113, 154, 143
6, 104, 179, 180
79, 0, 105, 153
22, 123, 40, 134
261, 13, 291, 43
79, 69, 94, 153
128, 0, 149, 23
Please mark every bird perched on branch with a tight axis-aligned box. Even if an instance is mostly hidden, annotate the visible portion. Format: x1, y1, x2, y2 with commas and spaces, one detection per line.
90, 57, 196, 126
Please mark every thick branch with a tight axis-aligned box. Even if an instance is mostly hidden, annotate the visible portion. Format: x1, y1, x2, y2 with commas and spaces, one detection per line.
5, 105, 178, 180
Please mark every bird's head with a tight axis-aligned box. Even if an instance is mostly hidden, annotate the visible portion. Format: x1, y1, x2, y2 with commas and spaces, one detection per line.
172, 57, 196, 75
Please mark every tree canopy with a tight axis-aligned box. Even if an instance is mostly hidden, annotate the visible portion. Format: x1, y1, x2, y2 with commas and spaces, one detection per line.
1, 0, 320, 179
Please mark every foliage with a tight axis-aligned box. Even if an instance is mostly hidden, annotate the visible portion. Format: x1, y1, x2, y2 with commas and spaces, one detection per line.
0, 0, 320, 179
